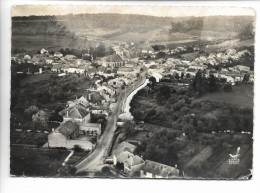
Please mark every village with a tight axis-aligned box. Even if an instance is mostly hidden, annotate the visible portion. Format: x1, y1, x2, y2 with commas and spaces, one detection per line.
10, 39, 254, 178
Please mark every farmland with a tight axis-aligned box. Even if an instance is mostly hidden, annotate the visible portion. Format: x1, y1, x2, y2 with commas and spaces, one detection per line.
197, 83, 254, 108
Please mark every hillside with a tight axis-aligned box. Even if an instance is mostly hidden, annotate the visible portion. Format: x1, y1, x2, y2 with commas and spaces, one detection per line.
12, 14, 254, 51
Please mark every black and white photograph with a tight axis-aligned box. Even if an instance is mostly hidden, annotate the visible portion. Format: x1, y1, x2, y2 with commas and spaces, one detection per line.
8, 4, 255, 180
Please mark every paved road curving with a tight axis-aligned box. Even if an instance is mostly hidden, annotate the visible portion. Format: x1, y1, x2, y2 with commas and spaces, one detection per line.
75, 75, 147, 172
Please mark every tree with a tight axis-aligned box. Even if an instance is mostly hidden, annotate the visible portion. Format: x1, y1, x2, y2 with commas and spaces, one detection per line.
148, 76, 156, 88
243, 74, 250, 82
191, 70, 205, 94
207, 75, 218, 92
181, 72, 184, 79
73, 145, 84, 152
123, 120, 136, 138
24, 106, 39, 120
174, 73, 180, 80
32, 110, 48, 129
159, 85, 171, 100
101, 166, 112, 176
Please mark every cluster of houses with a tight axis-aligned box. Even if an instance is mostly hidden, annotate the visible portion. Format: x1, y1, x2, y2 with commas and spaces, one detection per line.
140, 48, 253, 84
47, 85, 119, 150
111, 141, 180, 178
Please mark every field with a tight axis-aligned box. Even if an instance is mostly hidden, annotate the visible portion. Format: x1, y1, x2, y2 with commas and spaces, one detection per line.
182, 133, 252, 179
197, 84, 254, 108
12, 131, 48, 146
10, 148, 70, 176
12, 35, 103, 51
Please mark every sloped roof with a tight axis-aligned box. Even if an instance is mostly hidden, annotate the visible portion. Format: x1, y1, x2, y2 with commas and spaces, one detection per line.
113, 141, 137, 157
98, 66, 107, 73
124, 155, 144, 167
105, 54, 123, 63
141, 160, 179, 178
64, 106, 89, 119
186, 68, 197, 73
118, 67, 134, 72
54, 121, 79, 137
84, 91, 104, 104
52, 63, 63, 69
78, 96, 89, 106
117, 151, 134, 163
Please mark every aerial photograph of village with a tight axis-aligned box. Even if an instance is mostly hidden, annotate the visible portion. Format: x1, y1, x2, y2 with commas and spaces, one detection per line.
10, 5, 254, 179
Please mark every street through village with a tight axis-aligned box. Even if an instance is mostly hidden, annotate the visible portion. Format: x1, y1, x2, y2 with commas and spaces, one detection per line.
75, 74, 146, 172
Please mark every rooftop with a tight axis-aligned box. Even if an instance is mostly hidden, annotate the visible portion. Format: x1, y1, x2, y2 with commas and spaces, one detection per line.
141, 160, 179, 178
53, 121, 79, 137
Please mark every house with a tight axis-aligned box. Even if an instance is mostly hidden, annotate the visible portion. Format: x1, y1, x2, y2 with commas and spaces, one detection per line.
185, 68, 197, 77
77, 96, 90, 108
124, 155, 145, 174
90, 106, 109, 116
235, 65, 250, 72
64, 54, 77, 61
226, 76, 235, 83
234, 74, 244, 82
141, 46, 154, 54
40, 48, 48, 54
77, 65, 88, 74
45, 58, 54, 65
171, 67, 185, 77
77, 122, 102, 136
48, 121, 93, 150
140, 160, 179, 178
97, 66, 107, 75
113, 141, 137, 157
63, 106, 91, 123
84, 91, 105, 105
117, 67, 136, 76
24, 54, 31, 60
51, 63, 63, 72
115, 151, 134, 164
48, 121, 79, 148
54, 52, 63, 58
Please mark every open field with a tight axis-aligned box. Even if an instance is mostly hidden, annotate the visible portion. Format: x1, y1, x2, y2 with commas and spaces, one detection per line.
13, 132, 48, 146
10, 148, 70, 176
12, 35, 104, 51
197, 84, 254, 108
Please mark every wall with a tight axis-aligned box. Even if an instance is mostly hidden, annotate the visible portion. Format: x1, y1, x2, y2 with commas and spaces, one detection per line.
48, 133, 67, 148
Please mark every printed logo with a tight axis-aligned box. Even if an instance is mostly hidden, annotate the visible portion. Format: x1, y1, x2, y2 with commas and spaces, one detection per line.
229, 147, 240, 165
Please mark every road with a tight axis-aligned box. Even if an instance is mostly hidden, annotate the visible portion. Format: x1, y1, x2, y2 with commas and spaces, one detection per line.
75, 75, 146, 172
